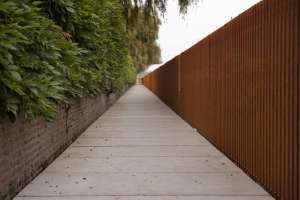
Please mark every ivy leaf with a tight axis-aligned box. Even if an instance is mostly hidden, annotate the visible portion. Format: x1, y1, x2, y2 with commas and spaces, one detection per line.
10, 71, 22, 81
7, 95, 19, 103
66, 7, 75, 13
32, 1, 42, 6
12, 85, 25, 96
8, 104, 18, 115
49, 81, 60, 86
29, 87, 38, 95
4, 2, 17, 7
8, 65, 19, 70
79, 50, 88, 53
3, 44, 17, 50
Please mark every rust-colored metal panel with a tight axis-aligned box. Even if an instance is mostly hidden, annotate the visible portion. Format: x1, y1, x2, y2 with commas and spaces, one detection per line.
294, 1, 299, 200
143, 0, 299, 199
267, 0, 276, 195
143, 56, 180, 115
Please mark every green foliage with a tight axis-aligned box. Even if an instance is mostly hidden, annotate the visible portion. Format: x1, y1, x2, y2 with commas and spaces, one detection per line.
0, 0, 136, 122
126, 9, 161, 73
123, 55, 137, 84
0, 0, 84, 122
120, 0, 198, 73
120, 0, 200, 26
42, 0, 130, 94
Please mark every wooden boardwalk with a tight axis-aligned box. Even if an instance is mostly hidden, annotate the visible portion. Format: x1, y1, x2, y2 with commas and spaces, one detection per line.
14, 85, 273, 200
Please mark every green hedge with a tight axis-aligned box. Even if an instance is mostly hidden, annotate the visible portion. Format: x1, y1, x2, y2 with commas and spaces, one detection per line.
0, 0, 136, 122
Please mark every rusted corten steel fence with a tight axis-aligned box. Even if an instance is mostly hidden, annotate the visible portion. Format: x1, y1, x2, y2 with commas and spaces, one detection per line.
143, 0, 299, 199
143, 56, 181, 115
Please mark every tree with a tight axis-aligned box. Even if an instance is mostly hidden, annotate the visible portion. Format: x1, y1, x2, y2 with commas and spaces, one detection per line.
120, 0, 199, 72
120, 0, 200, 25
126, 9, 161, 73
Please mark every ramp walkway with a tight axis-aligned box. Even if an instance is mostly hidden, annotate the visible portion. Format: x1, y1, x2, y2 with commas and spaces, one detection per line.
14, 85, 273, 200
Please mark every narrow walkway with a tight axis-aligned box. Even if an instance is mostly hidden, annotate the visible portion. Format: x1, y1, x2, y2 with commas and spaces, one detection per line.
14, 85, 273, 200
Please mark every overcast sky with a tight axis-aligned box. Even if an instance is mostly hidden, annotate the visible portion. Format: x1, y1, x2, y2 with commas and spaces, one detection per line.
146, 0, 261, 72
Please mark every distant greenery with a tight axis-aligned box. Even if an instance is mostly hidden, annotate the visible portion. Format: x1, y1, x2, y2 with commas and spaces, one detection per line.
122, 0, 199, 73
0, 0, 136, 122
126, 9, 161, 73
120, 0, 199, 25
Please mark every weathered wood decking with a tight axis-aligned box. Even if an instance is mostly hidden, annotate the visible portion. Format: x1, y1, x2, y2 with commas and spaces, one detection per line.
14, 85, 273, 200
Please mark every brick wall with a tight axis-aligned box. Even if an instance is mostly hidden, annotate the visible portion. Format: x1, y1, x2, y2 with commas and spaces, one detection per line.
0, 85, 131, 200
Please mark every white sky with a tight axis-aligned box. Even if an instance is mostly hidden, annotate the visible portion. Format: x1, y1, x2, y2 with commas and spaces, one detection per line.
146, 0, 261, 72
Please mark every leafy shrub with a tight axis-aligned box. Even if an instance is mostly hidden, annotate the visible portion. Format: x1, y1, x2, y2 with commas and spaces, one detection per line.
0, 1, 86, 122
0, 0, 136, 122
41, 0, 131, 94
123, 55, 137, 84
126, 9, 161, 73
